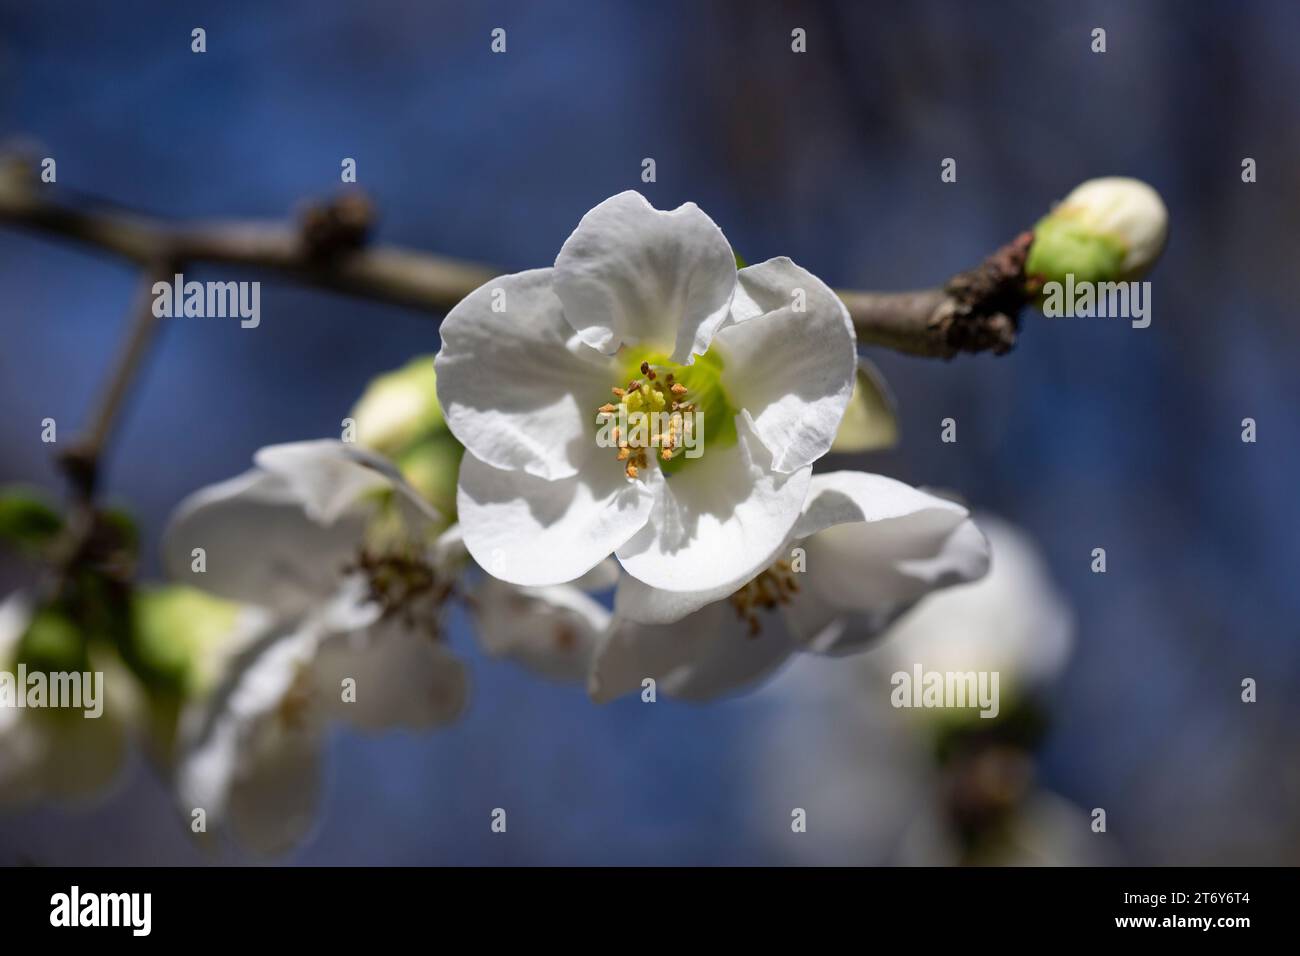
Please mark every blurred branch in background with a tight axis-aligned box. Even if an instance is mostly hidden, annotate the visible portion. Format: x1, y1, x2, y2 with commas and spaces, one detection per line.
0, 150, 1032, 363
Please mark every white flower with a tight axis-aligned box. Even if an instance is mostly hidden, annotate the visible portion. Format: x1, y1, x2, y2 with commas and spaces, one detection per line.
162, 440, 468, 855
0, 593, 141, 808
435, 191, 857, 598
588, 472, 990, 702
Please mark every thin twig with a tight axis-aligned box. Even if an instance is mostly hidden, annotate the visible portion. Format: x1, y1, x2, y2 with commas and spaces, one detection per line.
58, 262, 177, 501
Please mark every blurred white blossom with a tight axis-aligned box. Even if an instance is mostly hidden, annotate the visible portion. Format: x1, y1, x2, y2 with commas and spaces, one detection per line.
163, 440, 468, 855
748, 517, 1105, 865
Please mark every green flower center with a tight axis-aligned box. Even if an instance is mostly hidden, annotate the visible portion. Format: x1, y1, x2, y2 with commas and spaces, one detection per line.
594, 348, 738, 479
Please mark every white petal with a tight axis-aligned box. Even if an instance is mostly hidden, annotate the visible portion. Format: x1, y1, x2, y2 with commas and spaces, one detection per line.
612, 569, 748, 626
786, 472, 990, 653
162, 469, 366, 618
589, 601, 797, 703
252, 440, 400, 525
436, 268, 618, 481
472, 577, 610, 682
254, 439, 443, 531
313, 621, 468, 731
226, 716, 324, 857
570, 557, 620, 593
0, 591, 32, 663
880, 516, 1073, 692
176, 620, 326, 853
830, 356, 899, 453
553, 191, 737, 363
456, 450, 656, 587
713, 257, 857, 473
615, 413, 810, 594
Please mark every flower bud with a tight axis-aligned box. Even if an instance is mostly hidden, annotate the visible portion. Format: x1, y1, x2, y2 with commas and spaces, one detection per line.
1025, 177, 1168, 286
396, 433, 464, 524
830, 357, 898, 454
349, 356, 445, 456
131, 585, 252, 695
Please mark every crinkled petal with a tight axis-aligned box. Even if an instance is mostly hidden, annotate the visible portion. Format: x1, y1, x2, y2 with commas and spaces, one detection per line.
254, 439, 442, 535
880, 516, 1073, 691
553, 191, 737, 363
612, 571, 740, 626
163, 469, 366, 618
713, 257, 857, 473
472, 577, 610, 682
456, 450, 656, 587
785, 472, 990, 653
252, 440, 406, 525
589, 601, 797, 703
436, 268, 618, 481
615, 413, 810, 594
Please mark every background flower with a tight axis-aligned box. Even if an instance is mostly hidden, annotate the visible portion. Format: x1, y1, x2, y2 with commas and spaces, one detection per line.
747, 518, 1110, 865
163, 441, 468, 855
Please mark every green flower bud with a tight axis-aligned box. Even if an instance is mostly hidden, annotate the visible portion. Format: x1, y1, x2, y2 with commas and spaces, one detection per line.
830, 357, 898, 454
1026, 177, 1169, 286
16, 606, 86, 674
130, 585, 244, 695
396, 432, 464, 523
349, 356, 445, 456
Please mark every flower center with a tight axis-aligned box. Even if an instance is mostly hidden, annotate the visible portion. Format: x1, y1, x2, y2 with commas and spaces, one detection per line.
346, 547, 454, 635
594, 349, 737, 479
729, 559, 800, 636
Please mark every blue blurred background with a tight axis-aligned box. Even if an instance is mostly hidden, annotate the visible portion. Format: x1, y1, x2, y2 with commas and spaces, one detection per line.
1, 0, 1297, 864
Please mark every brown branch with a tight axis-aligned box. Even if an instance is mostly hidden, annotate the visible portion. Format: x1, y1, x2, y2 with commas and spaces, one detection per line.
0, 155, 1030, 358
60, 262, 177, 501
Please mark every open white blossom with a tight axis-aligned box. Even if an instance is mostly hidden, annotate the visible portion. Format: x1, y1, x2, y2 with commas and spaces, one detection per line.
589, 472, 990, 702
0, 593, 141, 808
162, 440, 468, 855
435, 191, 857, 599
